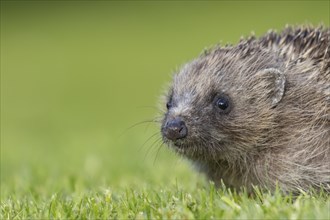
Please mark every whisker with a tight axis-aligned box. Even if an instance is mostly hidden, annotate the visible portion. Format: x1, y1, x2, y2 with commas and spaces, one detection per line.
153, 141, 165, 166
118, 118, 159, 138
143, 136, 163, 162
138, 132, 160, 152
143, 117, 162, 133
136, 105, 165, 113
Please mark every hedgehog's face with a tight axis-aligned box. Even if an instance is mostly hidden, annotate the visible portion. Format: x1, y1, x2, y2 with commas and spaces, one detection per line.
161, 90, 233, 161
161, 65, 236, 161
161, 50, 286, 161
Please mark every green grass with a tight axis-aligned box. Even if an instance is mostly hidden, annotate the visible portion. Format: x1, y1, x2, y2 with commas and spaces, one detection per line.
1, 1, 329, 219
2, 180, 330, 219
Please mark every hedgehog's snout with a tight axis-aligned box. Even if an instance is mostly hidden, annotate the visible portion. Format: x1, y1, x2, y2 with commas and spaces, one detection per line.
163, 117, 188, 141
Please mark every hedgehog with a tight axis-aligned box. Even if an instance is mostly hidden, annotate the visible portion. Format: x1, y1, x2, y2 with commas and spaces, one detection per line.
160, 26, 330, 193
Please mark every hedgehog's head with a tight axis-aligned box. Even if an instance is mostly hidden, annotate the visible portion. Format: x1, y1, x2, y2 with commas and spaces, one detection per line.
161, 45, 286, 161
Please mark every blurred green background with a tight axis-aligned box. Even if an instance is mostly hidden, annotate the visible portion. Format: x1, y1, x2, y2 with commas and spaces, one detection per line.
1, 1, 329, 196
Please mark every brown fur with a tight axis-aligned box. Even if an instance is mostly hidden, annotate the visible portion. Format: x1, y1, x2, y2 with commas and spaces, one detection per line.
161, 26, 330, 193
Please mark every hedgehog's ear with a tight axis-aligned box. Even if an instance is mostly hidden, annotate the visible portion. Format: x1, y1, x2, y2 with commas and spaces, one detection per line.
256, 68, 286, 108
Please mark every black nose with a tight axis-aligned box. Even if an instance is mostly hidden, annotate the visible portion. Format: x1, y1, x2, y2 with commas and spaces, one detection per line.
163, 118, 188, 141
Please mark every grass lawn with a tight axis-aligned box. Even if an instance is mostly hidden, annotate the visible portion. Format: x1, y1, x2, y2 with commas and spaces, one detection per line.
2, 179, 330, 219
1, 1, 329, 219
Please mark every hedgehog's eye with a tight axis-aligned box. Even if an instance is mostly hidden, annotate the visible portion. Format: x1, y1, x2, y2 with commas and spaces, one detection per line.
166, 93, 173, 110
216, 98, 229, 110
214, 95, 231, 113
166, 102, 172, 110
